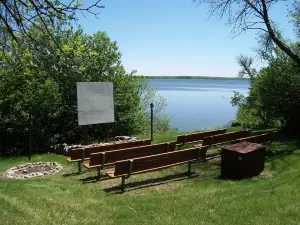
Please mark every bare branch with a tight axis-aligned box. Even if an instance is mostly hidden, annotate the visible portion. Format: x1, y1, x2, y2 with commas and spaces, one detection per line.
0, 0, 104, 49
236, 54, 257, 79
194, 0, 300, 64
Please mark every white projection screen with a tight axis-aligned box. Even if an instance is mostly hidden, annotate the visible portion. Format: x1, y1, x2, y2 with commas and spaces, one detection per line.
77, 82, 115, 126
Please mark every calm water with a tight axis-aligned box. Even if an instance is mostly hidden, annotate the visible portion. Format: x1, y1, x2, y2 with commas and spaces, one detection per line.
149, 79, 250, 132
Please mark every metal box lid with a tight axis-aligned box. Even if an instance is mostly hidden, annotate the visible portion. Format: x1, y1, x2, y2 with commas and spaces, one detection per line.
222, 141, 265, 154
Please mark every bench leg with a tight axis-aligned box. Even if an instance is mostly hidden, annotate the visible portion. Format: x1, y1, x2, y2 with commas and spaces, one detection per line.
78, 161, 82, 173
198, 148, 208, 161
97, 168, 101, 181
121, 177, 126, 192
188, 162, 192, 177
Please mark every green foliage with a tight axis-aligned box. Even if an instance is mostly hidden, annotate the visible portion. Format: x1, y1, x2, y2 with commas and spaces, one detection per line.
233, 44, 300, 130
230, 120, 241, 127
236, 106, 264, 129
0, 25, 170, 156
140, 87, 171, 135
231, 91, 247, 107
253, 54, 300, 130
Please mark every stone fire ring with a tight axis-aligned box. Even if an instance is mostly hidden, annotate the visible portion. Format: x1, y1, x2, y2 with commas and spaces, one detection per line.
3, 162, 63, 179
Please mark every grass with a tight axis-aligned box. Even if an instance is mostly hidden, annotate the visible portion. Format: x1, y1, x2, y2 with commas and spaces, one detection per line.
0, 129, 300, 225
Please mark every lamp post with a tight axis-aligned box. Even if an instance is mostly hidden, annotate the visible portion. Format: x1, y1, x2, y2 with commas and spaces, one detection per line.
150, 103, 154, 141
28, 113, 32, 161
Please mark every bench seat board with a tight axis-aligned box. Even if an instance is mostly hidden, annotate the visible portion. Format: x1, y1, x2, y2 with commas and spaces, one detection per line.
86, 142, 177, 169
176, 129, 226, 146
211, 130, 251, 146
84, 162, 115, 169
194, 132, 275, 160
193, 130, 251, 159
106, 160, 196, 178
67, 139, 151, 162
67, 157, 90, 163
231, 132, 276, 145
112, 147, 208, 177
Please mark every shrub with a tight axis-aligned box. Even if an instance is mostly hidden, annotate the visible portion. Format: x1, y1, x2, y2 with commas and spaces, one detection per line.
253, 56, 300, 130
0, 26, 170, 156
233, 46, 300, 131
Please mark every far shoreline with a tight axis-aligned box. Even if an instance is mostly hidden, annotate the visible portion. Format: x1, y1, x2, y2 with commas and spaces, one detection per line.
137, 76, 249, 80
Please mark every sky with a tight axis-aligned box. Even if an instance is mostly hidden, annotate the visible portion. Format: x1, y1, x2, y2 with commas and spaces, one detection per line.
76, 0, 296, 77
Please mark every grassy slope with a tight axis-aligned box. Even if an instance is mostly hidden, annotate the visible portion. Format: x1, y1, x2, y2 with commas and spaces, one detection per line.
0, 128, 300, 225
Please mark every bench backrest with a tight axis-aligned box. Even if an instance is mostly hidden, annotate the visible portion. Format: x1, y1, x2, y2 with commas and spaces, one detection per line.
211, 130, 251, 145
89, 141, 176, 167
176, 129, 227, 145
202, 130, 251, 146
114, 146, 209, 177
69, 139, 152, 161
231, 132, 276, 145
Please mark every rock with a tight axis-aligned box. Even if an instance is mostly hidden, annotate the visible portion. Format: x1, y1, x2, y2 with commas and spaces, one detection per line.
50, 136, 139, 155
3, 162, 63, 180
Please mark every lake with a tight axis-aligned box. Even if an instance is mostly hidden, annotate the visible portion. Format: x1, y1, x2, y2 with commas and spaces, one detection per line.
148, 78, 250, 132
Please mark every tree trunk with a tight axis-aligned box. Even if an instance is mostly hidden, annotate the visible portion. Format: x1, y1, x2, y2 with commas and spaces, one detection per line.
261, 0, 300, 64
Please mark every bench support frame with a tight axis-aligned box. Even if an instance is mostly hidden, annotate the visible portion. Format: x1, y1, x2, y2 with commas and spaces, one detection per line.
121, 177, 126, 192
77, 148, 85, 173
188, 162, 192, 177
78, 161, 81, 173
121, 159, 133, 192
97, 168, 101, 180
96, 153, 106, 181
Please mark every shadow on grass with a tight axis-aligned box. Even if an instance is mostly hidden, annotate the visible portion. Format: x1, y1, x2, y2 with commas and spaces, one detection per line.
63, 169, 91, 177
79, 174, 112, 183
103, 172, 199, 194
264, 130, 300, 162
265, 148, 298, 162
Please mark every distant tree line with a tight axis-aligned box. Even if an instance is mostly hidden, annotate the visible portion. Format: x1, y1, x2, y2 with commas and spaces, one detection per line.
141, 76, 249, 80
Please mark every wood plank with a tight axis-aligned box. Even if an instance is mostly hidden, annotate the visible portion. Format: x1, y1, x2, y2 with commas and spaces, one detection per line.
113, 147, 208, 176
176, 129, 226, 145
211, 130, 251, 145
67, 139, 151, 162
186, 129, 227, 143
88, 142, 176, 168
107, 160, 195, 178
231, 132, 276, 145
67, 148, 84, 161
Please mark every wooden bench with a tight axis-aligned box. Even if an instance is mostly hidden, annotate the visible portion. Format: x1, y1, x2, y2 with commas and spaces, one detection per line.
230, 131, 277, 145
84, 142, 176, 180
176, 128, 227, 149
196, 130, 251, 159
66, 139, 151, 172
106, 146, 209, 191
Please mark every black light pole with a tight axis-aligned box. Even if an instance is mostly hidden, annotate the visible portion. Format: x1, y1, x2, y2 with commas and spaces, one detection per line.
150, 103, 154, 141
83, 125, 88, 145
28, 113, 32, 161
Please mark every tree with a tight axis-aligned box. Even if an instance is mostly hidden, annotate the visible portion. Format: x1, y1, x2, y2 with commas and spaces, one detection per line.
236, 54, 257, 80
194, 0, 300, 64
290, 0, 300, 38
252, 53, 300, 130
0, 24, 170, 156
0, 0, 103, 49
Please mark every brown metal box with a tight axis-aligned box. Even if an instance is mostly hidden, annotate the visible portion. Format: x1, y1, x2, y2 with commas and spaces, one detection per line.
221, 141, 266, 179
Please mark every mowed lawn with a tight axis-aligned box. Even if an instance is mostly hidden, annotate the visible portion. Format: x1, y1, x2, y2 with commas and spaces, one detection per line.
0, 131, 300, 225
